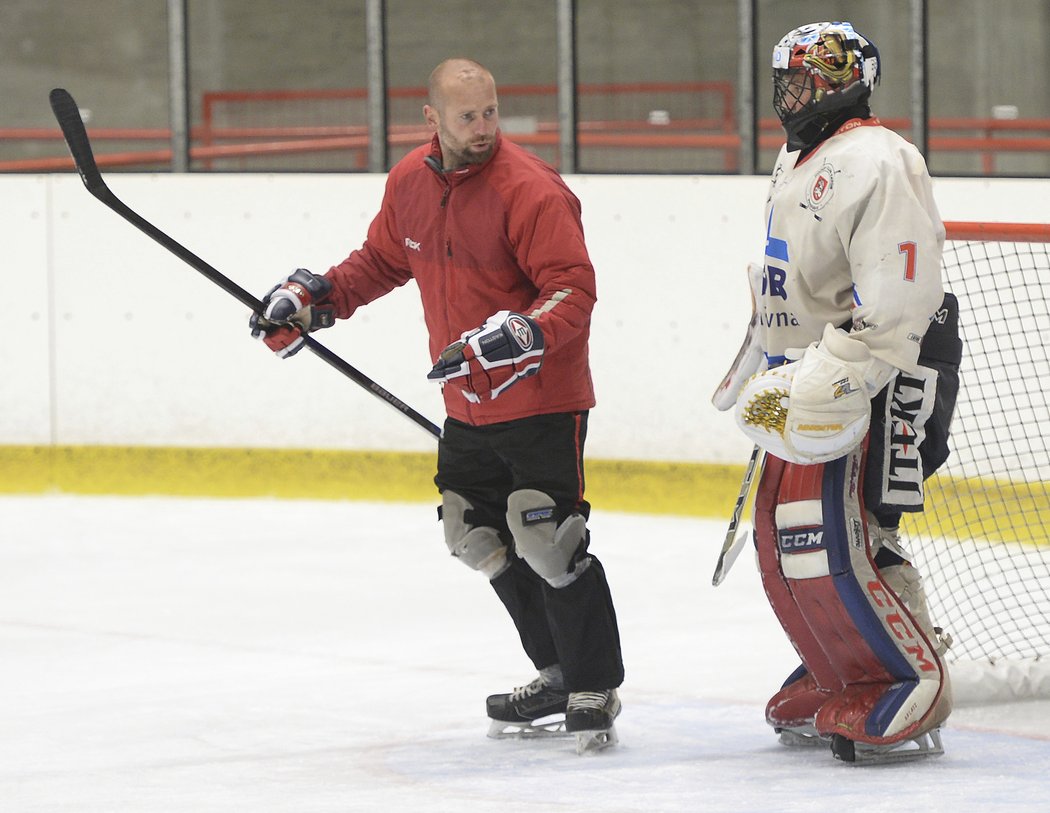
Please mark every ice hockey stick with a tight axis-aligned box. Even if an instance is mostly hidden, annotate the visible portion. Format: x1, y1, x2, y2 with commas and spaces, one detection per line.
48, 87, 441, 441
711, 443, 763, 586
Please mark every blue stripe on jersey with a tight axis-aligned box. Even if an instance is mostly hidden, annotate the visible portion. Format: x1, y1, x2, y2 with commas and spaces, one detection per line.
765, 208, 789, 262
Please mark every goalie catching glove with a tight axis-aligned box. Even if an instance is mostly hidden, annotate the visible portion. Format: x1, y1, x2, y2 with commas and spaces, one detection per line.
734, 323, 896, 465
428, 310, 545, 403
249, 268, 335, 358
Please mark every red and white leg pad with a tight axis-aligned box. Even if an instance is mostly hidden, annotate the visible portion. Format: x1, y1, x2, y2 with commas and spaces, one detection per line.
755, 442, 951, 748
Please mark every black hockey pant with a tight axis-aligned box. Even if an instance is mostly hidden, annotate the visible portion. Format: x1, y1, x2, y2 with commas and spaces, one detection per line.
435, 412, 625, 692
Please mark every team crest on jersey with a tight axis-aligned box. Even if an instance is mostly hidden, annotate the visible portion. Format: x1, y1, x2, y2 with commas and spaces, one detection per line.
805, 162, 836, 212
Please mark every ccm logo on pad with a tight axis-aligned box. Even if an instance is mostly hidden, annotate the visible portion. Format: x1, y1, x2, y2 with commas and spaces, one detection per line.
778, 527, 825, 553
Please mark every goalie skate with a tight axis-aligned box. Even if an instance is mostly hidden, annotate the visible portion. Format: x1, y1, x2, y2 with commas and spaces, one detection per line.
775, 725, 828, 748
830, 728, 945, 765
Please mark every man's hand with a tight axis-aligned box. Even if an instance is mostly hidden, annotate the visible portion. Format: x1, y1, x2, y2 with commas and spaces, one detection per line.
249, 268, 335, 358
428, 311, 545, 402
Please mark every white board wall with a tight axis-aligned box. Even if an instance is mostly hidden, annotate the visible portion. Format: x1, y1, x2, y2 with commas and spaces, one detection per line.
1, 172, 1046, 464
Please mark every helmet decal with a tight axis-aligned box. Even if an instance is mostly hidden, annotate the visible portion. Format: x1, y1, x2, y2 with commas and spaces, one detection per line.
804, 31, 857, 85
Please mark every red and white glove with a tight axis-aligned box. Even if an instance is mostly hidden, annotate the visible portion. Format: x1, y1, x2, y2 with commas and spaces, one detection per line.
428, 311, 545, 403
249, 268, 335, 358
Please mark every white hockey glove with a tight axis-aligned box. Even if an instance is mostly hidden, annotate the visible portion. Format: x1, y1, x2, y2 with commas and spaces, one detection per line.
428, 311, 545, 403
712, 262, 767, 411
734, 323, 896, 465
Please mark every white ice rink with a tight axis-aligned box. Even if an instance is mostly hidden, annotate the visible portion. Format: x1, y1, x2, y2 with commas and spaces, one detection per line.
3, 494, 1048, 812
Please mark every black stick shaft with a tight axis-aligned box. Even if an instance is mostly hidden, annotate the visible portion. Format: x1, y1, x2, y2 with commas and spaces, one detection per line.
48, 88, 441, 441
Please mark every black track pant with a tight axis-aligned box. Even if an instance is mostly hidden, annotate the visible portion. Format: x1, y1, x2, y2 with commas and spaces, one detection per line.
435, 411, 624, 692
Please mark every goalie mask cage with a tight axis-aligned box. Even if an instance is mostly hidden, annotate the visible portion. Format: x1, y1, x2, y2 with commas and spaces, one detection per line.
902, 220, 1050, 701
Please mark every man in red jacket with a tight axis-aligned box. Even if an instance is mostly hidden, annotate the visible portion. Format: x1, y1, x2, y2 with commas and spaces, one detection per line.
250, 58, 624, 753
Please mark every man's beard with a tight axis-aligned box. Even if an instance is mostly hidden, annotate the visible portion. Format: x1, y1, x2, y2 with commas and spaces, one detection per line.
444, 137, 495, 168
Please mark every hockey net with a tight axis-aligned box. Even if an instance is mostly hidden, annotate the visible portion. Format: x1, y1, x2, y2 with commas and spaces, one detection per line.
902, 220, 1050, 702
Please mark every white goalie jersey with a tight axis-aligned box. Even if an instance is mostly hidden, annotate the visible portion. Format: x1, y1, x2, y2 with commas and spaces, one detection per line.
721, 118, 947, 464
760, 118, 945, 371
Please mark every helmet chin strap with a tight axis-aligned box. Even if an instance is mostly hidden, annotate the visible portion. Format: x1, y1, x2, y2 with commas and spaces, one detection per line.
781, 86, 871, 153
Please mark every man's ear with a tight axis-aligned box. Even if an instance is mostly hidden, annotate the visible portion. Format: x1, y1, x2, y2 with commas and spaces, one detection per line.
423, 104, 439, 130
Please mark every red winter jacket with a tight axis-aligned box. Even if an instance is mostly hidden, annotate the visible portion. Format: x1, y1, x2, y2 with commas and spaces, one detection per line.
325, 133, 597, 426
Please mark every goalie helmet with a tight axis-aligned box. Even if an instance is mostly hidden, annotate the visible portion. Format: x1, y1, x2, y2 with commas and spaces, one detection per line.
772, 21, 880, 151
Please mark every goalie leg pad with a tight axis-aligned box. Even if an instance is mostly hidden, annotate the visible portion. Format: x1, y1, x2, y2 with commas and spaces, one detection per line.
441, 490, 509, 580
506, 489, 590, 589
756, 455, 845, 701
878, 560, 952, 656
757, 444, 950, 746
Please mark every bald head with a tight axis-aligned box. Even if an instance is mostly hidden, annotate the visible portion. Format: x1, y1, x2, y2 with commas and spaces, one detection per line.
428, 58, 496, 111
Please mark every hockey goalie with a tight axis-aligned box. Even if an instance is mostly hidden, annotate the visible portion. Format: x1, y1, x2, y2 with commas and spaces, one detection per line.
713, 21, 963, 764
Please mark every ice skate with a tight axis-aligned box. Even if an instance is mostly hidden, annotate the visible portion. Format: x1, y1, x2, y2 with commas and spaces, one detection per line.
486, 666, 571, 739
565, 689, 621, 754
829, 668, 952, 765
831, 728, 945, 765
766, 667, 832, 748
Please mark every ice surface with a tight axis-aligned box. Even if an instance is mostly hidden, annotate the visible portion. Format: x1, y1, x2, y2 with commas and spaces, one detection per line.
2, 495, 1048, 812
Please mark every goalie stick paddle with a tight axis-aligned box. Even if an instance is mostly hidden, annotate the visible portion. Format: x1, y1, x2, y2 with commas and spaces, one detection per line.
711, 443, 763, 586
48, 88, 441, 441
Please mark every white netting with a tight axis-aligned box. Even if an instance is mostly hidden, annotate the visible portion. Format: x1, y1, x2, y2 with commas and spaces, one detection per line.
903, 226, 1050, 695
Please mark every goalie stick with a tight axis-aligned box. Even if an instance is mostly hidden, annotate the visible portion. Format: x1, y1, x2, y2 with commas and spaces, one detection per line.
49, 88, 441, 441
710, 261, 767, 585
711, 443, 763, 586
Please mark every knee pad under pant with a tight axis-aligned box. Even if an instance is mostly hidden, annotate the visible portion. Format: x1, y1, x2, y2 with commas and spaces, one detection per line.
440, 490, 509, 580
506, 489, 590, 588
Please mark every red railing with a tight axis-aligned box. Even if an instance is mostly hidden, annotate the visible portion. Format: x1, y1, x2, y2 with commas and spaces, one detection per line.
945, 221, 1050, 242
2, 82, 1049, 174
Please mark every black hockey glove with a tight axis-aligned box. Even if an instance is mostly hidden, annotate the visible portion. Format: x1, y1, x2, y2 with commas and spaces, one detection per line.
428, 310, 545, 402
249, 268, 335, 358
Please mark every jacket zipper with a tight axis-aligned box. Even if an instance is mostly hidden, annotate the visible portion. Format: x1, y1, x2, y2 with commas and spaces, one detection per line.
440, 184, 451, 256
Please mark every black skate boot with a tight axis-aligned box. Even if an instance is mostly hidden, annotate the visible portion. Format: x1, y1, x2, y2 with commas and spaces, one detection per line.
486, 665, 570, 739
565, 689, 621, 754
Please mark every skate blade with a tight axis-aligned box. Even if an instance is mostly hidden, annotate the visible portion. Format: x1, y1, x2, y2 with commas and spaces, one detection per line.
487, 716, 569, 740
776, 727, 829, 748
833, 728, 945, 765
573, 724, 618, 755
